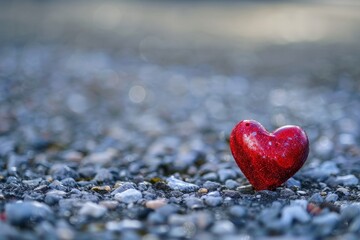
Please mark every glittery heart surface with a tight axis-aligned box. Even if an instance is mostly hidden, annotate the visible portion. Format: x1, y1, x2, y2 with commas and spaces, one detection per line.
230, 120, 309, 190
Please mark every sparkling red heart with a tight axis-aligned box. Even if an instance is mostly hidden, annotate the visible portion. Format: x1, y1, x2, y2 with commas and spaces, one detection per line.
230, 120, 309, 190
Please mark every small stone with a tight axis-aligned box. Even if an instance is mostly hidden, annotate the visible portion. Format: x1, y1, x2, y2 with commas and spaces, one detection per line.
325, 193, 339, 202
91, 185, 111, 194
237, 185, 254, 194
93, 168, 114, 183
201, 172, 218, 181
185, 197, 204, 209
22, 178, 43, 187
114, 189, 142, 204
225, 179, 240, 189
79, 202, 107, 218
5, 201, 54, 226
349, 216, 360, 232
203, 196, 223, 207
336, 187, 349, 196
211, 220, 236, 235
285, 178, 301, 189
112, 182, 136, 195
166, 176, 199, 193
198, 188, 208, 194
145, 199, 167, 209
297, 190, 307, 195
309, 193, 324, 204
280, 188, 295, 197
218, 169, 237, 182
341, 205, 360, 221
229, 206, 246, 218
50, 164, 79, 181
335, 175, 359, 186
85, 148, 118, 165
202, 181, 220, 191
106, 219, 142, 231
99, 200, 119, 210
313, 212, 340, 236
281, 205, 310, 226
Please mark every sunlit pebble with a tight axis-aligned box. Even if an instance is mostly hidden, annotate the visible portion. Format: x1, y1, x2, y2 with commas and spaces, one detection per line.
67, 94, 89, 114
129, 85, 146, 103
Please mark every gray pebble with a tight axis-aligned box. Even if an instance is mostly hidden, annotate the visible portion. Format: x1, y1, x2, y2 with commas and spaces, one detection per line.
335, 175, 359, 186
111, 182, 136, 195
280, 188, 295, 197
114, 189, 142, 204
93, 168, 114, 183
185, 197, 204, 209
309, 193, 324, 203
281, 205, 310, 226
285, 178, 301, 189
6, 201, 54, 226
313, 212, 340, 236
50, 164, 79, 181
167, 176, 199, 193
218, 169, 237, 182
203, 196, 223, 207
79, 202, 107, 218
203, 181, 220, 191
225, 179, 239, 189
229, 205, 246, 218
325, 193, 339, 202
201, 172, 218, 181
211, 220, 236, 235
341, 205, 360, 221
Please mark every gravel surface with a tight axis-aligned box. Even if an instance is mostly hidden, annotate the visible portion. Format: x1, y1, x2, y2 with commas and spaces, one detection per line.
1, 1, 360, 240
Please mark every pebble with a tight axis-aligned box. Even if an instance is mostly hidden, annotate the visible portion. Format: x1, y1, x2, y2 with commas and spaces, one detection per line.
211, 220, 236, 235
225, 179, 240, 189
50, 164, 79, 181
166, 176, 199, 193
218, 169, 237, 182
111, 182, 136, 195
99, 200, 119, 210
203, 196, 223, 207
185, 197, 205, 209
145, 199, 167, 209
285, 178, 301, 189
5, 201, 54, 226
325, 193, 339, 202
236, 185, 254, 194
281, 205, 310, 226
335, 175, 359, 186
229, 206, 246, 218
201, 172, 218, 181
93, 168, 114, 183
91, 185, 111, 194
114, 189, 142, 204
341, 205, 360, 221
309, 193, 324, 203
336, 187, 350, 196
203, 181, 220, 191
79, 202, 107, 218
280, 188, 295, 197
106, 220, 142, 232
313, 212, 340, 236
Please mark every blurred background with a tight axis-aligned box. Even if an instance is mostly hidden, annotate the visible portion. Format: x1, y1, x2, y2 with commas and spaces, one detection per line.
0, 0, 360, 160
1, 0, 360, 77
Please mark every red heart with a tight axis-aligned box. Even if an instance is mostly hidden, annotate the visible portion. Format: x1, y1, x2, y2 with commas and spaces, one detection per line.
230, 120, 309, 190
